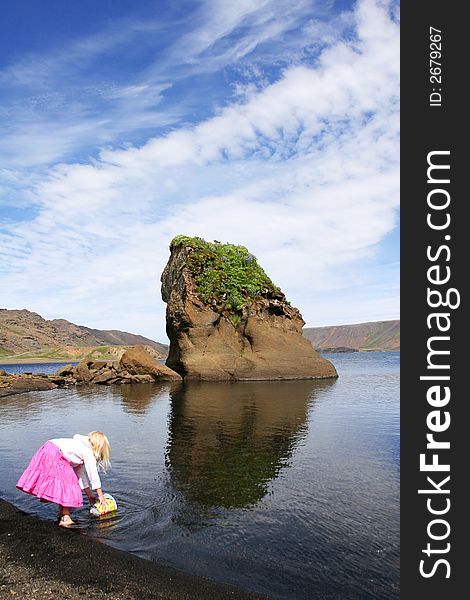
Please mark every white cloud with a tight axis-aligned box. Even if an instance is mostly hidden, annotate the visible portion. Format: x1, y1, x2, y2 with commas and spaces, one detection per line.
0, 0, 399, 341
0, 0, 333, 171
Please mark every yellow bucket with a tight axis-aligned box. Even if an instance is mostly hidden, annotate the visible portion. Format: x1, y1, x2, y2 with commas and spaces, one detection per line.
90, 493, 117, 516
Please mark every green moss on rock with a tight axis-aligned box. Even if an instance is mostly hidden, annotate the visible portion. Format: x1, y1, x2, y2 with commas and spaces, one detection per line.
170, 235, 284, 313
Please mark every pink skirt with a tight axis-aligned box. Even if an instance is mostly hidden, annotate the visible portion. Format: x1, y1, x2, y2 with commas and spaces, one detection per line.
16, 441, 83, 507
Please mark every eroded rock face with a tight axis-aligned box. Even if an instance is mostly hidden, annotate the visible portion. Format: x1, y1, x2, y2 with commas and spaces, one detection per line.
161, 237, 338, 381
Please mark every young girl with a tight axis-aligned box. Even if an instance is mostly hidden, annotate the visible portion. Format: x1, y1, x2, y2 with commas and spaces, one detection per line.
16, 431, 110, 527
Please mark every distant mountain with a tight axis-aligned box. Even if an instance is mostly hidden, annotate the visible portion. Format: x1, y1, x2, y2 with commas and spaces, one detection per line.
303, 320, 400, 353
0, 309, 168, 359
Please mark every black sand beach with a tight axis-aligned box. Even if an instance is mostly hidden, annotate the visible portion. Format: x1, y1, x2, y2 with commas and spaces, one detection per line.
0, 499, 270, 599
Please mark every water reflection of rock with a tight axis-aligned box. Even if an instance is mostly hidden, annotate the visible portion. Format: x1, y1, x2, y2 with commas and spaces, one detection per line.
111, 382, 182, 415
166, 379, 335, 509
0, 390, 53, 416
72, 381, 182, 415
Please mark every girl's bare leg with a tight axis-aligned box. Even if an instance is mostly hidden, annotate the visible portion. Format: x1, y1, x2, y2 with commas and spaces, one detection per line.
58, 506, 74, 527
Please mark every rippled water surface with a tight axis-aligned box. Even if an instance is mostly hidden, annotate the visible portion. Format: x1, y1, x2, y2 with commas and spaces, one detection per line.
0, 353, 399, 599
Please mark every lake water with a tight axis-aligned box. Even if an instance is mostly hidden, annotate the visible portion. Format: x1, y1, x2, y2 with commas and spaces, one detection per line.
0, 362, 79, 374
0, 353, 399, 599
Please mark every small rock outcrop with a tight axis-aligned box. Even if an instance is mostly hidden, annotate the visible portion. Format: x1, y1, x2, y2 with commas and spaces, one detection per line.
161, 236, 338, 380
0, 374, 60, 398
72, 345, 181, 384
0, 346, 181, 397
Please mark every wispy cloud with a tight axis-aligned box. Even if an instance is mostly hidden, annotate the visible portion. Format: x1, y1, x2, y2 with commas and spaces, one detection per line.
161, 0, 317, 68
0, 0, 399, 341
0, 0, 333, 171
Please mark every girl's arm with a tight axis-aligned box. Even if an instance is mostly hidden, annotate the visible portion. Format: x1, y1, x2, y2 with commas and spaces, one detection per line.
83, 486, 96, 505
83, 486, 105, 505
95, 488, 106, 504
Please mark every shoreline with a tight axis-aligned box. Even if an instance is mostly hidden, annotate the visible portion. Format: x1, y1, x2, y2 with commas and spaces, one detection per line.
0, 348, 399, 366
0, 497, 270, 599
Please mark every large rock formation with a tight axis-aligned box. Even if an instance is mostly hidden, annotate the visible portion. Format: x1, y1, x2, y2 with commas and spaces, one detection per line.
161, 236, 337, 380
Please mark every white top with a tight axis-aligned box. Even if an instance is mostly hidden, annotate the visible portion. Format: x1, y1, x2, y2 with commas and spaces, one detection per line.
50, 434, 101, 490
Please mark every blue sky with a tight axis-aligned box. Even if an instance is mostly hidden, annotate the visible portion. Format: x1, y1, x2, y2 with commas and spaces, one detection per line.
0, 0, 399, 342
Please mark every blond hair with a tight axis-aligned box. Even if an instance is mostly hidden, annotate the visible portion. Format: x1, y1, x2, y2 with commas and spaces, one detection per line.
88, 431, 111, 469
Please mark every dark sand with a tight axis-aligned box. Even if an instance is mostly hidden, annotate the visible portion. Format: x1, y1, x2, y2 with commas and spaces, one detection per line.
0, 499, 271, 599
